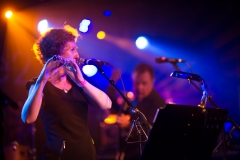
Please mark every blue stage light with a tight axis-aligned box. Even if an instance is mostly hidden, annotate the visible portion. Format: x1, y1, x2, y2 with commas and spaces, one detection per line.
135, 36, 148, 49
38, 19, 49, 33
79, 19, 91, 33
103, 10, 112, 16
82, 65, 98, 77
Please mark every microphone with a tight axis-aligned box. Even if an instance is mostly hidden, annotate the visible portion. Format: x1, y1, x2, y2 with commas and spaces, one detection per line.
155, 57, 185, 63
77, 58, 109, 67
170, 71, 202, 82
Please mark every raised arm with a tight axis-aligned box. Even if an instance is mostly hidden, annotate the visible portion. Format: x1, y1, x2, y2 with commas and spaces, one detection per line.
80, 79, 112, 110
63, 58, 112, 110
21, 58, 64, 123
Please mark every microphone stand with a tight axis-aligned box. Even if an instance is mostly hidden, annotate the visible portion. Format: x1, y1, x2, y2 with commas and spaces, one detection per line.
171, 63, 240, 159
197, 79, 208, 109
97, 66, 151, 156
172, 62, 203, 93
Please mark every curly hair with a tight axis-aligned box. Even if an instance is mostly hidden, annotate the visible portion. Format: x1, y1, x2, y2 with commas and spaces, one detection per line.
33, 25, 81, 64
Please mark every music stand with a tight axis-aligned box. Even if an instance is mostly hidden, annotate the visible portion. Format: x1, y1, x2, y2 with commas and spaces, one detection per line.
140, 103, 228, 160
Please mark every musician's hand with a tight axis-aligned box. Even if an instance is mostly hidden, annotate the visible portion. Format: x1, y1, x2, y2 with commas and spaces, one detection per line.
116, 113, 131, 128
63, 58, 85, 86
39, 56, 65, 83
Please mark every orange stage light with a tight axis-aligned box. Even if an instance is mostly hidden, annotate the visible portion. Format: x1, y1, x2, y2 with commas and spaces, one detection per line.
104, 114, 117, 124
5, 11, 12, 18
127, 91, 134, 99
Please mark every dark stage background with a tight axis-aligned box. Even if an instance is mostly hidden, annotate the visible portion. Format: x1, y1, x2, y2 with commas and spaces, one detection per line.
0, 0, 240, 159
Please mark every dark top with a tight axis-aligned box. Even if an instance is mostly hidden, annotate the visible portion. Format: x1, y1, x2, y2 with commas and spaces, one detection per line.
123, 89, 166, 160
26, 78, 97, 160
134, 89, 166, 124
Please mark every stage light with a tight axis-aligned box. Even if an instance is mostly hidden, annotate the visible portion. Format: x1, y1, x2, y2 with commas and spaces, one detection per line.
117, 97, 124, 105
127, 91, 134, 99
97, 31, 105, 39
38, 19, 49, 33
135, 36, 148, 49
103, 10, 112, 16
79, 19, 91, 33
82, 65, 98, 77
5, 11, 12, 19
104, 114, 117, 124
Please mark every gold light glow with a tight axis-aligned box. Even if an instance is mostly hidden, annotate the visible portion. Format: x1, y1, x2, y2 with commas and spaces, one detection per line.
5, 11, 13, 18
104, 114, 117, 124
127, 91, 134, 99
97, 31, 106, 39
